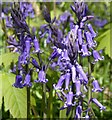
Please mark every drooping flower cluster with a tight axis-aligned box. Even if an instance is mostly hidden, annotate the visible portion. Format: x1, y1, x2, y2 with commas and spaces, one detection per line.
5, 3, 48, 88
4, 1, 106, 119
38, 2, 105, 119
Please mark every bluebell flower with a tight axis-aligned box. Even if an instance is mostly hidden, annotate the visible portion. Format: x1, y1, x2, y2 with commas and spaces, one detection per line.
78, 29, 83, 45
50, 62, 57, 70
49, 47, 62, 60
20, 2, 35, 19
85, 31, 96, 48
75, 80, 82, 97
65, 71, 71, 90
19, 52, 28, 65
18, 56, 23, 70
13, 75, 23, 88
91, 98, 106, 111
92, 50, 104, 63
60, 11, 71, 23
78, 73, 84, 84
87, 24, 97, 38
81, 16, 94, 23
25, 39, 31, 56
81, 44, 91, 57
61, 49, 70, 62
5, 16, 13, 28
23, 74, 32, 87
75, 103, 82, 119
53, 74, 66, 90
70, 2, 88, 20
31, 58, 39, 68
71, 65, 76, 83
92, 80, 104, 92
66, 90, 74, 106
76, 62, 88, 84
60, 89, 76, 114
33, 36, 40, 53
35, 70, 48, 83
94, 18, 107, 27
42, 5, 51, 23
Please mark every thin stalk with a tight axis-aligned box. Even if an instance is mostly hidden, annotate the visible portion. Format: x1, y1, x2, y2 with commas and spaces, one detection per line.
27, 87, 30, 119
88, 56, 92, 102
88, 57, 96, 118
47, 78, 53, 118
25, 63, 30, 119
79, 54, 83, 118
41, 83, 47, 118
1, 19, 8, 53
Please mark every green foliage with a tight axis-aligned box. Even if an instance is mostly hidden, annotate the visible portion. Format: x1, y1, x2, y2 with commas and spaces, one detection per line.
1, 72, 27, 118
97, 28, 111, 58
0, 53, 19, 67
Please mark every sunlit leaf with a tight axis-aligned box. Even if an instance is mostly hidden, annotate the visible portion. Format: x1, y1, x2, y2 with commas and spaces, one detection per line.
1, 72, 27, 118
0, 52, 19, 66
97, 29, 111, 58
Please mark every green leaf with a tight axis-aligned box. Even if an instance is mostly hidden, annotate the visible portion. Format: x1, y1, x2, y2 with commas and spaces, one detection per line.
97, 29, 111, 58
1, 72, 27, 118
0, 52, 19, 66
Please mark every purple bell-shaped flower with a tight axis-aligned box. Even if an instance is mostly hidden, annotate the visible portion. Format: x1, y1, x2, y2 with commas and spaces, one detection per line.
85, 31, 96, 48
23, 74, 32, 87
61, 49, 70, 61
53, 74, 66, 90
66, 90, 74, 106
76, 62, 88, 84
75, 80, 82, 97
92, 80, 104, 92
92, 50, 104, 63
71, 25, 79, 40
60, 88, 75, 112
25, 40, 30, 56
75, 103, 82, 119
65, 72, 71, 90
50, 47, 62, 60
91, 98, 106, 111
71, 65, 76, 83
33, 37, 40, 53
35, 70, 48, 83
81, 44, 91, 56
78, 29, 83, 45
32, 58, 39, 68
13, 75, 23, 88
87, 23, 96, 38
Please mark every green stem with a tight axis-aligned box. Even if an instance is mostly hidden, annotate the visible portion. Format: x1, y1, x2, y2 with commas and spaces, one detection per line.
25, 63, 30, 119
88, 57, 97, 118
41, 83, 47, 118
48, 78, 53, 118
1, 19, 8, 53
88, 57, 92, 102
27, 87, 30, 119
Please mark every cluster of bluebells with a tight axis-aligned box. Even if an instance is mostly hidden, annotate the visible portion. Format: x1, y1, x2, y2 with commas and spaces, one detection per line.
3, 2, 106, 119
3, 2, 48, 88
39, 2, 105, 119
